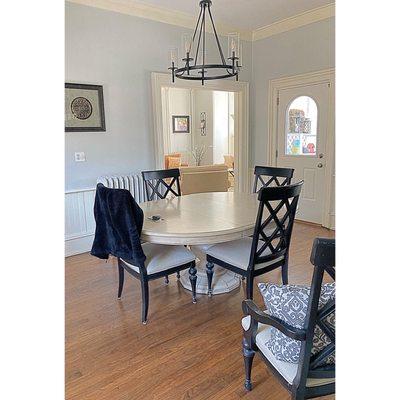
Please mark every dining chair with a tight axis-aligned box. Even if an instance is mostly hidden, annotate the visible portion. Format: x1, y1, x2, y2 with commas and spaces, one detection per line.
205, 181, 303, 298
253, 166, 295, 193
242, 237, 335, 399
142, 168, 181, 201
91, 184, 197, 324
142, 168, 183, 282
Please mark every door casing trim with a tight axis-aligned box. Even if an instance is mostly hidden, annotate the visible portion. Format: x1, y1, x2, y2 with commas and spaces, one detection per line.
267, 68, 335, 228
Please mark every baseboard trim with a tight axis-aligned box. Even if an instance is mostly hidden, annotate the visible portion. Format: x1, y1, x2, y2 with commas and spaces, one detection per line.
65, 234, 94, 257
295, 218, 335, 231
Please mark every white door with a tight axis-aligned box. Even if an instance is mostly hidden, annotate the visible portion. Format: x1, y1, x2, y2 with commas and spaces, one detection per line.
276, 82, 331, 224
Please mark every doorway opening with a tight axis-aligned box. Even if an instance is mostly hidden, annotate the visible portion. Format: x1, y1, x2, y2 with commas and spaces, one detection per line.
151, 73, 249, 193
161, 87, 235, 191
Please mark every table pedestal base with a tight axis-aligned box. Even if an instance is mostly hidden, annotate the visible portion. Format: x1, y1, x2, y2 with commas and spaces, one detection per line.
179, 245, 241, 295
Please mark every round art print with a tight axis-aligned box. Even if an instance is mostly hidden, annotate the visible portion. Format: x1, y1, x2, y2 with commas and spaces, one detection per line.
71, 97, 93, 120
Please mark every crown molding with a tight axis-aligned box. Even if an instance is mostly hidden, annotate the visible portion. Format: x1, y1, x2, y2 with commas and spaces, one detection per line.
67, 0, 334, 43
252, 3, 335, 41
67, 0, 253, 41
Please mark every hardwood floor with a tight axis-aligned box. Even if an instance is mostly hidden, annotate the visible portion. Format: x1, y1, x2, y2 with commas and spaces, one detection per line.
66, 222, 335, 400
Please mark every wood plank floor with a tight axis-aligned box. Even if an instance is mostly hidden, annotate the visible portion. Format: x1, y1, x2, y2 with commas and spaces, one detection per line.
66, 222, 335, 400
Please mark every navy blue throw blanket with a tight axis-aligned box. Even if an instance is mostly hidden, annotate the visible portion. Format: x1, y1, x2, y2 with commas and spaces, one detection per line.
91, 184, 146, 266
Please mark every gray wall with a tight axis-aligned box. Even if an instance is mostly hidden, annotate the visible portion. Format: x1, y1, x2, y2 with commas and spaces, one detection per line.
65, 2, 251, 190
251, 17, 335, 165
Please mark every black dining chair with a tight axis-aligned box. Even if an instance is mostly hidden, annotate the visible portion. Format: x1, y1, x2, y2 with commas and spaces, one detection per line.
242, 237, 335, 399
141, 168, 183, 283
142, 168, 181, 201
253, 166, 295, 193
205, 181, 303, 299
91, 184, 197, 324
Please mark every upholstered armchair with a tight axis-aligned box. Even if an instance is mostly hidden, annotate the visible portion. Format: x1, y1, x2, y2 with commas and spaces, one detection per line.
241, 238, 335, 399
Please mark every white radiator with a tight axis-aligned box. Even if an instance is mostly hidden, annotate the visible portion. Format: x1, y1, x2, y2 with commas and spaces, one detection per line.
97, 174, 147, 203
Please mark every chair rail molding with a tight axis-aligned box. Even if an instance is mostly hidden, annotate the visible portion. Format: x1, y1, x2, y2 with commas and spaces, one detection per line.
151, 72, 250, 193
65, 187, 96, 257
266, 68, 335, 229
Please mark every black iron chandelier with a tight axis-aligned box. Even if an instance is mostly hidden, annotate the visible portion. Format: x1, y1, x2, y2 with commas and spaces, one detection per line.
169, 0, 242, 85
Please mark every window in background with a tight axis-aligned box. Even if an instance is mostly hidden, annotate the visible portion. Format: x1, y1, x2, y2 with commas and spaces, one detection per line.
285, 96, 318, 156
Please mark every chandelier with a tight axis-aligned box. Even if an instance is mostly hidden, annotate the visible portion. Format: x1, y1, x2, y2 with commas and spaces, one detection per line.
169, 0, 241, 85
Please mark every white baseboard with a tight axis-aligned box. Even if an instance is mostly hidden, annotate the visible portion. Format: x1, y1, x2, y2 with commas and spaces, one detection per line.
65, 234, 94, 257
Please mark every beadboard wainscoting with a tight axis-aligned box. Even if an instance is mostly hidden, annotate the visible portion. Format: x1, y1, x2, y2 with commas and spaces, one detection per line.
65, 188, 96, 256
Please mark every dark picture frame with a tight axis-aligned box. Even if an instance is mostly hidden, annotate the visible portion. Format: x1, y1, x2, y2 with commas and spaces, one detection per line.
172, 115, 190, 133
65, 83, 106, 132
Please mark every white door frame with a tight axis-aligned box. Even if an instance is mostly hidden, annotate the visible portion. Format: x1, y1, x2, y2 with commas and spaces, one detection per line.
267, 68, 335, 228
151, 72, 250, 193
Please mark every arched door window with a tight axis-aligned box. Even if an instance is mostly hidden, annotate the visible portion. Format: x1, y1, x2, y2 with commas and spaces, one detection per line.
285, 96, 318, 156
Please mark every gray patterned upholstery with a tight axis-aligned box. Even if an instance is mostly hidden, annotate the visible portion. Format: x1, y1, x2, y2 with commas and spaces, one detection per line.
241, 316, 335, 387
258, 282, 335, 364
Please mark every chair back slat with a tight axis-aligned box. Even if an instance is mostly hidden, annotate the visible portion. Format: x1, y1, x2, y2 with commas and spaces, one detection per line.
253, 166, 295, 193
142, 168, 181, 201
249, 181, 303, 270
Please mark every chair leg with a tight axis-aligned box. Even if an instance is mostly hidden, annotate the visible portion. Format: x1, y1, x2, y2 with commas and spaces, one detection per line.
282, 261, 289, 285
291, 390, 305, 400
140, 278, 149, 324
189, 263, 197, 304
243, 338, 255, 391
118, 262, 124, 299
206, 261, 214, 297
164, 275, 169, 284
246, 276, 254, 300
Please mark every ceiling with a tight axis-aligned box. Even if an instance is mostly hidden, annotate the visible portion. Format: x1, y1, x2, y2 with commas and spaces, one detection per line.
134, 0, 334, 31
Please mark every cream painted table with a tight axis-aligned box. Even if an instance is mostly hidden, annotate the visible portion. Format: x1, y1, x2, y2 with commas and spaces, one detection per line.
140, 192, 260, 295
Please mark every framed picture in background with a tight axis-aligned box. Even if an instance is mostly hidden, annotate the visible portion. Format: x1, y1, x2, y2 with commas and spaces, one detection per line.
172, 115, 190, 133
65, 83, 106, 132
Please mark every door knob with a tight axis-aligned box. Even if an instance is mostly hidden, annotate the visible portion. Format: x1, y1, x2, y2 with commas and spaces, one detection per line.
317, 163, 323, 168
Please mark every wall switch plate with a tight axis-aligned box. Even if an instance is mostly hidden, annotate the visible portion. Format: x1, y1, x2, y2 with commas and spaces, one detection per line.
75, 152, 86, 162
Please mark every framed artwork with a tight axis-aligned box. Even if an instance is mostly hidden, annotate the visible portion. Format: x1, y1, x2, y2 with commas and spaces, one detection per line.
65, 83, 106, 132
172, 115, 190, 133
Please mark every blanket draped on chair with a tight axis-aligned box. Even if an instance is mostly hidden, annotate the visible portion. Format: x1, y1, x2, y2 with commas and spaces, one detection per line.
91, 183, 146, 266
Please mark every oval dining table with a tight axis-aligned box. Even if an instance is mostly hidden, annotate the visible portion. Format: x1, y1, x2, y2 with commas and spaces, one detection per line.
141, 191, 260, 295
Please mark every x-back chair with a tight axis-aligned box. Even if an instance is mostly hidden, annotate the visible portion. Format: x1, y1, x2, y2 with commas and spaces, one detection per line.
206, 181, 303, 299
141, 168, 183, 283
242, 238, 335, 399
253, 166, 295, 193
142, 168, 181, 201
92, 184, 197, 324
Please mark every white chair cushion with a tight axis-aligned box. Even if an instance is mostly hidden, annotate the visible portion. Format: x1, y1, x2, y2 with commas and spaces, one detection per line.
241, 316, 334, 388
121, 243, 195, 275
206, 237, 284, 271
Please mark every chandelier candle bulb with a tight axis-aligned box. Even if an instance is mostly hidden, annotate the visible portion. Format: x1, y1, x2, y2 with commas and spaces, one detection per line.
169, 48, 178, 64
182, 34, 191, 56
